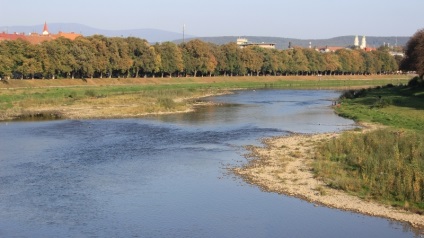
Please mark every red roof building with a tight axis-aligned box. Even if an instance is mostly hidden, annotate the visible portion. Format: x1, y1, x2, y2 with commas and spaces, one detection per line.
0, 22, 82, 44
42, 21, 49, 35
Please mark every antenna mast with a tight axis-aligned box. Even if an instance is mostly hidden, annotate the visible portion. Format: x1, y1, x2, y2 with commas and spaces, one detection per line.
183, 24, 185, 44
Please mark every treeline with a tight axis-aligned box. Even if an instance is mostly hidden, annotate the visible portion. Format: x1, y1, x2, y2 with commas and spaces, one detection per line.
0, 35, 399, 80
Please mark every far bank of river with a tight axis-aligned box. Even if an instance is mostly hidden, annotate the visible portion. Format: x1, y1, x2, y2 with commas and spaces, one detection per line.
0, 76, 410, 121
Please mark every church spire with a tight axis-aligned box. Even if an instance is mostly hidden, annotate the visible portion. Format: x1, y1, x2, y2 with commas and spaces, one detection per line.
360, 36, 367, 49
42, 21, 49, 35
354, 35, 359, 48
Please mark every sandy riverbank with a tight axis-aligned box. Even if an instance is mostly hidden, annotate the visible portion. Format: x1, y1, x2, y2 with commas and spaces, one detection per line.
233, 124, 424, 230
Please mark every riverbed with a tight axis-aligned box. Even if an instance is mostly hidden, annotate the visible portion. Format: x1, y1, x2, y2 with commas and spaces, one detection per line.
0, 90, 420, 237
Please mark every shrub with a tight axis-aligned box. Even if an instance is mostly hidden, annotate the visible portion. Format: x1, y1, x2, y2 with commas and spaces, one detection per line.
372, 97, 391, 108
408, 76, 424, 88
84, 90, 97, 97
157, 97, 175, 109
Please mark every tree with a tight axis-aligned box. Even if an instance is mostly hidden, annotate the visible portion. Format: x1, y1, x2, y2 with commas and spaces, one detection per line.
258, 48, 279, 76
350, 50, 364, 74
336, 49, 354, 74
106, 37, 133, 78
127, 37, 159, 78
0, 42, 14, 79
220, 43, 242, 76
240, 47, 263, 76
401, 29, 424, 78
276, 50, 290, 75
304, 49, 324, 75
288, 48, 308, 75
322, 53, 340, 75
181, 39, 216, 77
87, 35, 110, 78
374, 49, 398, 74
155, 42, 183, 77
361, 51, 378, 75
72, 37, 96, 78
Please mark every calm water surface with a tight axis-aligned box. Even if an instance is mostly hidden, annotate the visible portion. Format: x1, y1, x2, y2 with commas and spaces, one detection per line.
0, 90, 421, 237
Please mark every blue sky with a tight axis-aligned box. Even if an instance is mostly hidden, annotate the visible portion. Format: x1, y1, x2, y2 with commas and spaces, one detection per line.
1, 0, 423, 38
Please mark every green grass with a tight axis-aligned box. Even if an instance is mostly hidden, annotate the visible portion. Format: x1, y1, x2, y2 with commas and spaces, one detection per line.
314, 79, 424, 213
313, 128, 424, 213
336, 84, 424, 131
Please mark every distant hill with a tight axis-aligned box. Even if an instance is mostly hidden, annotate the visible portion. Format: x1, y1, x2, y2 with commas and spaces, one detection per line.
174, 36, 410, 49
0, 23, 410, 48
0, 23, 193, 43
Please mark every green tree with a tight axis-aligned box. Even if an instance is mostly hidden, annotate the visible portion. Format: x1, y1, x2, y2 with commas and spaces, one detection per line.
336, 49, 354, 74
374, 49, 398, 74
106, 37, 133, 78
322, 53, 340, 75
275, 50, 290, 75
3, 39, 31, 79
361, 51, 378, 74
0, 42, 14, 79
155, 42, 184, 77
258, 48, 279, 76
402, 29, 424, 79
304, 49, 324, 75
288, 48, 308, 75
72, 37, 96, 78
87, 35, 110, 78
240, 47, 263, 76
350, 50, 365, 74
127, 37, 159, 77
220, 43, 242, 76
181, 39, 217, 77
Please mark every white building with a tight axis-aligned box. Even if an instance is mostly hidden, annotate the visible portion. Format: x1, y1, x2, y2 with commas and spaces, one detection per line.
237, 38, 276, 49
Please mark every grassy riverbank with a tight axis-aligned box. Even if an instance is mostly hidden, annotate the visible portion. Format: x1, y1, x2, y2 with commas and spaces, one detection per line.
313, 78, 424, 214
0, 75, 409, 121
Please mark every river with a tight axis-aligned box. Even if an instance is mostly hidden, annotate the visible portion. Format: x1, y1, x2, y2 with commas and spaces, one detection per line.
0, 90, 420, 237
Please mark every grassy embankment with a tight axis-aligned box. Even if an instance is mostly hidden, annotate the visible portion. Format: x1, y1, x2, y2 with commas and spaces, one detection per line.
313, 77, 424, 214
0, 75, 409, 121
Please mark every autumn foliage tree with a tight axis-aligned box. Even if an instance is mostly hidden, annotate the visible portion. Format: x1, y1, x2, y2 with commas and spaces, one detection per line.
0, 36, 400, 80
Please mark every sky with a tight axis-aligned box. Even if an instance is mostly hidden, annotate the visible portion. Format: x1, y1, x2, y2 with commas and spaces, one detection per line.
1, 0, 423, 39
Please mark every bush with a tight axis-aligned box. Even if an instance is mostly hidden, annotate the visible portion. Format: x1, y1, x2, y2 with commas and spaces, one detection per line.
372, 97, 391, 108
157, 97, 175, 109
84, 90, 97, 97
340, 88, 367, 99
408, 76, 424, 88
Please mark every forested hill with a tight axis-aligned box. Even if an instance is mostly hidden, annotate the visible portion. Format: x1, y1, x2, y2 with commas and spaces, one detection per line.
175, 36, 410, 49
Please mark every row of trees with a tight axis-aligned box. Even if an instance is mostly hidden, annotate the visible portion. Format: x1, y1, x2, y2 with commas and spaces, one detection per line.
0, 35, 400, 80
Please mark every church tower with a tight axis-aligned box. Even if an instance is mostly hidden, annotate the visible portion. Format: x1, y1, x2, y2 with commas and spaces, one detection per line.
42, 22, 49, 35
354, 35, 359, 48
360, 36, 366, 49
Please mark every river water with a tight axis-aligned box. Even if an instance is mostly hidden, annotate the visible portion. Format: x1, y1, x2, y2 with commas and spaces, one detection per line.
0, 90, 420, 237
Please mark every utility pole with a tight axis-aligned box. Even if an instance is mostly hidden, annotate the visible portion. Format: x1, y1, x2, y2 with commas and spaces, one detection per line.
183, 24, 185, 44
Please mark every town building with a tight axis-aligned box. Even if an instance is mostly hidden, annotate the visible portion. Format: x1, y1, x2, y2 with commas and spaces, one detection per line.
354, 35, 367, 49
0, 22, 82, 44
237, 38, 276, 49
318, 46, 345, 53
317, 35, 375, 53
